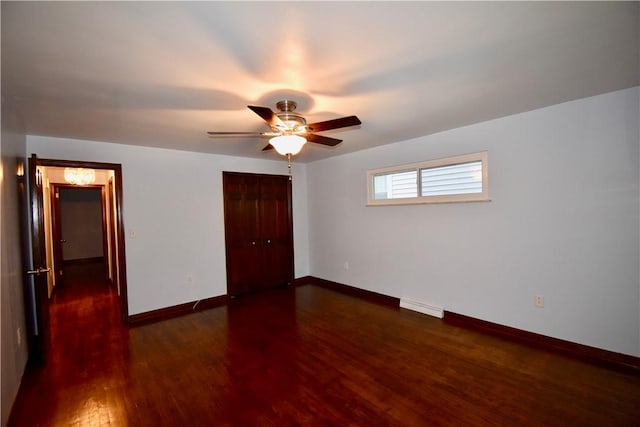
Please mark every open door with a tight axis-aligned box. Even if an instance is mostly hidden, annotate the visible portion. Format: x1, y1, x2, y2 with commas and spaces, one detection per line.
20, 154, 51, 364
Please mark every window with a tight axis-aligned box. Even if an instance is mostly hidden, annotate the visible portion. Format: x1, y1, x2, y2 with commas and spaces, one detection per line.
367, 151, 489, 205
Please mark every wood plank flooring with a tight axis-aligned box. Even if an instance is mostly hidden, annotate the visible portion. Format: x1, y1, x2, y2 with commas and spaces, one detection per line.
8, 264, 640, 426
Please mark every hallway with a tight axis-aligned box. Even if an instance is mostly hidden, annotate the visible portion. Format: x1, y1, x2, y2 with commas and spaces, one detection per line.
9, 261, 128, 426
49, 261, 124, 367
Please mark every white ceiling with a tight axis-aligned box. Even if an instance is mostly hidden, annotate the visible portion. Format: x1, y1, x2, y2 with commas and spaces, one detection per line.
2, 2, 638, 163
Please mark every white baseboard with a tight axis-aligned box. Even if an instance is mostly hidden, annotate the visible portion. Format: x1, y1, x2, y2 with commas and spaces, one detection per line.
400, 298, 444, 319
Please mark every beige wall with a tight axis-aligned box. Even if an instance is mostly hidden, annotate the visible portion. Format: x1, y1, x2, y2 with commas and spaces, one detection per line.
1, 99, 29, 426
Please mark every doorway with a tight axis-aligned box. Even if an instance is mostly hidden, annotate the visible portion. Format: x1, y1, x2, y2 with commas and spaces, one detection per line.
20, 156, 128, 364
52, 186, 107, 287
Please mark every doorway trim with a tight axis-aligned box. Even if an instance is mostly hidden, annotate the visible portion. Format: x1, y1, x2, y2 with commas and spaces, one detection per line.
37, 158, 129, 322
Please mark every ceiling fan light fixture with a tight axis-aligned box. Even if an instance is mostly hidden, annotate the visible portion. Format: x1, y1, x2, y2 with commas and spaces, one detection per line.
269, 134, 307, 156
207, 99, 360, 159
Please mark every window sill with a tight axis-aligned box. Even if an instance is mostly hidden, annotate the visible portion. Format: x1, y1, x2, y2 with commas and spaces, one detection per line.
366, 198, 492, 207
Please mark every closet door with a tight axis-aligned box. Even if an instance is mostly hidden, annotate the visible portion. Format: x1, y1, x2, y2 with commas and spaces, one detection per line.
259, 175, 294, 289
223, 172, 294, 296
223, 173, 262, 296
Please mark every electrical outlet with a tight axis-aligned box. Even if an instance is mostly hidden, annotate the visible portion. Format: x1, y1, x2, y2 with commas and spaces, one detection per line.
343, 261, 350, 271
535, 295, 544, 308
186, 274, 193, 284
129, 229, 137, 239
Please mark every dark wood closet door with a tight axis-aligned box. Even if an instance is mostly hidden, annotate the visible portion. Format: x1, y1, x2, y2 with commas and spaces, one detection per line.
259, 175, 294, 289
223, 173, 262, 295
223, 172, 294, 296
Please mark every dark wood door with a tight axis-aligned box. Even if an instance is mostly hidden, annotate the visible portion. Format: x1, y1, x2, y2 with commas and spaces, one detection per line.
259, 175, 294, 289
223, 172, 294, 296
20, 154, 51, 363
223, 173, 262, 295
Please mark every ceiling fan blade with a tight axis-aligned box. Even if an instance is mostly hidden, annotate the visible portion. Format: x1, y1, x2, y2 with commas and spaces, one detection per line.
248, 105, 285, 128
305, 133, 342, 146
306, 115, 361, 132
262, 144, 273, 151
207, 131, 264, 136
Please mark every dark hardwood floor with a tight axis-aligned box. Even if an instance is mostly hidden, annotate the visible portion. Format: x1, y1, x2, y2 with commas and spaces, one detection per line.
8, 265, 640, 426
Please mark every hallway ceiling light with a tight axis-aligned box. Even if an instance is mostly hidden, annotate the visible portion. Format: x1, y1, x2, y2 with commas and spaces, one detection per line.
64, 168, 96, 186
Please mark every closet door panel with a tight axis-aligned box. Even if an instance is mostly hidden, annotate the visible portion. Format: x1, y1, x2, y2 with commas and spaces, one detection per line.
260, 176, 294, 288
223, 173, 262, 296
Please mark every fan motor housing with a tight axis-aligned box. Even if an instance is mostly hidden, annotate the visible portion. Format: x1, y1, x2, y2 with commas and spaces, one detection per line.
275, 100, 306, 132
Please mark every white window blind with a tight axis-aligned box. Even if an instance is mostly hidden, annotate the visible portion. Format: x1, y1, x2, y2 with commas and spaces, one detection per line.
367, 151, 489, 205
421, 161, 482, 196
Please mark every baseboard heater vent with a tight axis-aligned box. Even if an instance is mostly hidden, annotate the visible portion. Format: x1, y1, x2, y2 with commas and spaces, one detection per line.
400, 298, 444, 319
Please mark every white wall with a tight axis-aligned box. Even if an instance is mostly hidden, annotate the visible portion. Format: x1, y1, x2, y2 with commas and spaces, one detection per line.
1, 102, 29, 426
26, 136, 310, 315
23, 88, 640, 358
308, 87, 640, 357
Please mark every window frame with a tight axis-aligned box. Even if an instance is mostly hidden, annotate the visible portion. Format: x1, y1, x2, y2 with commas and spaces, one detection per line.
367, 151, 489, 206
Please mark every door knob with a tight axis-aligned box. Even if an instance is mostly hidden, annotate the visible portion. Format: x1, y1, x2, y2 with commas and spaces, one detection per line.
26, 267, 51, 275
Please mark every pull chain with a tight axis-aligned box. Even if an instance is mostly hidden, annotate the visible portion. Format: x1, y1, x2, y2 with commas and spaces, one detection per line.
287, 153, 292, 176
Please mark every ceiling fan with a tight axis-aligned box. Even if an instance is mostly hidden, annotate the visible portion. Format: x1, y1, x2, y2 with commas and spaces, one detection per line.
207, 100, 361, 157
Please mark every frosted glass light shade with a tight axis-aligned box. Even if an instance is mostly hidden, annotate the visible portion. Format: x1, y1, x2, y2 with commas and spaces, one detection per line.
269, 135, 306, 156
